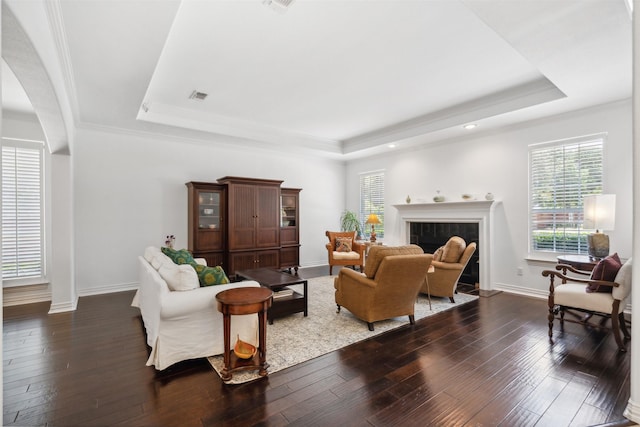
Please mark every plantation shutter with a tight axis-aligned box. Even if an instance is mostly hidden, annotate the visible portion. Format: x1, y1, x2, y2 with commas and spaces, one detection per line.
359, 171, 385, 238
2, 140, 44, 281
529, 136, 603, 254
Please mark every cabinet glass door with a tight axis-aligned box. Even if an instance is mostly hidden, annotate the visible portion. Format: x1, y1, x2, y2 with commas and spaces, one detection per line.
199, 191, 220, 229
281, 194, 297, 227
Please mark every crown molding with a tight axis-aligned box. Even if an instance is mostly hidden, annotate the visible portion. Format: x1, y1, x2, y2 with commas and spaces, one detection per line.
342, 77, 566, 154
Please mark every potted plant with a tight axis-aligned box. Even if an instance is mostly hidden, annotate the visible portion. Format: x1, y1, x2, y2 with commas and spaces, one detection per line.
340, 210, 363, 239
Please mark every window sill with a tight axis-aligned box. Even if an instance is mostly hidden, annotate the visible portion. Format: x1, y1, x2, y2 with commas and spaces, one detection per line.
525, 254, 563, 264
3, 277, 49, 288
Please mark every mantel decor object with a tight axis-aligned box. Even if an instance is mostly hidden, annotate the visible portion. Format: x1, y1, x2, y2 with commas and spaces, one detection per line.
433, 191, 445, 203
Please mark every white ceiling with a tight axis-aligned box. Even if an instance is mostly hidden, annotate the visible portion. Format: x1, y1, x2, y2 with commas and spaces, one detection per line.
2, 0, 632, 159
2, 60, 33, 114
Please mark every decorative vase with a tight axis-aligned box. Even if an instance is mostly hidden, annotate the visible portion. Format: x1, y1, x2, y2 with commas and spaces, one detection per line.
485, 192, 494, 201
433, 191, 445, 203
406, 195, 411, 204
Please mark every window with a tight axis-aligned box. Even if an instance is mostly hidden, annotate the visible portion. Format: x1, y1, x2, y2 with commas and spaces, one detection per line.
2, 138, 45, 283
359, 170, 385, 239
529, 134, 604, 254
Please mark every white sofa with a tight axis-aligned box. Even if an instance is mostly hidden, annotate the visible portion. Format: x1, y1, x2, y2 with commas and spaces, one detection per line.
132, 246, 260, 370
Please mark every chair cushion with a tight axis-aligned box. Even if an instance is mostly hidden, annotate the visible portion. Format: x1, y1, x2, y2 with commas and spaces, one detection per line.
332, 251, 361, 260
556, 283, 616, 313
433, 246, 444, 262
191, 263, 230, 286
161, 247, 196, 265
151, 252, 174, 270
335, 237, 353, 252
441, 236, 466, 263
144, 246, 162, 262
588, 253, 622, 293
157, 262, 199, 291
364, 245, 423, 279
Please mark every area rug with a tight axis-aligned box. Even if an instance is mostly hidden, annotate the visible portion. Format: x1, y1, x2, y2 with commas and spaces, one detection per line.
208, 275, 478, 384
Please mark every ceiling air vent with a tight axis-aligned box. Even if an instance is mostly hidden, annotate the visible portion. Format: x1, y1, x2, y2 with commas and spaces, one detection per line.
263, 0, 295, 13
189, 90, 208, 101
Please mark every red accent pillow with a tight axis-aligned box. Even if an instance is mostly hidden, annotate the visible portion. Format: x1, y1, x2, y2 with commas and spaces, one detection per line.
587, 252, 622, 293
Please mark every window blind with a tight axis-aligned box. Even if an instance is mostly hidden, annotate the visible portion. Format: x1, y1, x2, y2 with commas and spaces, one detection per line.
529, 136, 603, 254
2, 141, 44, 281
359, 171, 385, 238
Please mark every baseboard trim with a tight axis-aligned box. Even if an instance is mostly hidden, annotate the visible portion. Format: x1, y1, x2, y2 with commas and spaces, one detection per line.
48, 298, 78, 314
494, 282, 548, 299
77, 282, 139, 297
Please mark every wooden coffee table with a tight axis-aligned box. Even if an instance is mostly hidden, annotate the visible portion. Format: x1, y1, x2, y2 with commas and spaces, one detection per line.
235, 268, 308, 324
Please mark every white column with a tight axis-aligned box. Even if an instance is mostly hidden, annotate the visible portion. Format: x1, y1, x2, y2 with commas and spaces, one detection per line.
624, 0, 640, 422
48, 153, 76, 313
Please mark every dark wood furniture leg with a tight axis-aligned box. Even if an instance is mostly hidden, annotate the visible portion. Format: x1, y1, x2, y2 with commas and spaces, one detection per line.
258, 306, 268, 377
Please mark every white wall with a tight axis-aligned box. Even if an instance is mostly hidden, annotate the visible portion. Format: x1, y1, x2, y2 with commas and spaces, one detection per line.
73, 127, 345, 295
346, 100, 633, 296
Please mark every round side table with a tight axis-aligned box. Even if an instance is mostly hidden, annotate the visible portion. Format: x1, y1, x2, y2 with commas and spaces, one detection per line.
216, 287, 272, 381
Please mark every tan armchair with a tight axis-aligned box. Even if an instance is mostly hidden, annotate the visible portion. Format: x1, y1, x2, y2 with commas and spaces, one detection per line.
420, 236, 476, 303
542, 257, 632, 352
325, 231, 366, 275
334, 245, 433, 331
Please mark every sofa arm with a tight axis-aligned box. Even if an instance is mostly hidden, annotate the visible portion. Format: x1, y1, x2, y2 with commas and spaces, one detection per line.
159, 281, 260, 319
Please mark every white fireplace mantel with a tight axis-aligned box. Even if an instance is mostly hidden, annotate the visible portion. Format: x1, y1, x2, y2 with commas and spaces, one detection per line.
393, 200, 499, 294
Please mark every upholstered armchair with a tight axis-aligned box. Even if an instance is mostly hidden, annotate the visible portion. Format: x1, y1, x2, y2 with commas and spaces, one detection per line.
420, 236, 476, 303
542, 256, 632, 352
334, 245, 433, 331
325, 231, 366, 275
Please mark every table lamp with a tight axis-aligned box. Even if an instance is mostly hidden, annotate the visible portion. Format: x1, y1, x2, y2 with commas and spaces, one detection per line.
583, 194, 616, 259
365, 213, 381, 242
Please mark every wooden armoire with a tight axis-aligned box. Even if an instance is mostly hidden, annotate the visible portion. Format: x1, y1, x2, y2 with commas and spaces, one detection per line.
186, 177, 301, 277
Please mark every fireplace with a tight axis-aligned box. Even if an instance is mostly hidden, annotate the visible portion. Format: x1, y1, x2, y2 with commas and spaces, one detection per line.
409, 222, 479, 286
393, 200, 497, 293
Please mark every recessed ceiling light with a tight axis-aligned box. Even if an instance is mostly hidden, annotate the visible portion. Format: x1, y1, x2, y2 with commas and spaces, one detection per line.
388, 144, 396, 148
463, 124, 477, 130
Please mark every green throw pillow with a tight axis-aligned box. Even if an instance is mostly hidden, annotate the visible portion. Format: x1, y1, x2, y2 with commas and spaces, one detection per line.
161, 247, 195, 265
191, 263, 230, 286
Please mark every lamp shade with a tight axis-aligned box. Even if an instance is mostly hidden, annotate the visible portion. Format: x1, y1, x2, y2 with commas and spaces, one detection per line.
583, 194, 616, 231
365, 213, 381, 225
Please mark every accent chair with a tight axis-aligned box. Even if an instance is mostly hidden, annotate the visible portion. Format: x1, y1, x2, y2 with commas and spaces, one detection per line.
334, 244, 433, 331
542, 256, 631, 352
325, 230, 366, 275
420, 236, 476, 303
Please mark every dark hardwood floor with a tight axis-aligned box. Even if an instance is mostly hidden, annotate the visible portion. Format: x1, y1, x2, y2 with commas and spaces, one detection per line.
3, 265, 633, 426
